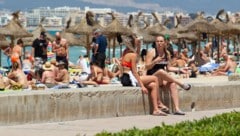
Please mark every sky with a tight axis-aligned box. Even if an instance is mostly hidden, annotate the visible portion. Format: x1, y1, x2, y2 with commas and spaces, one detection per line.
0, 0, 239, 14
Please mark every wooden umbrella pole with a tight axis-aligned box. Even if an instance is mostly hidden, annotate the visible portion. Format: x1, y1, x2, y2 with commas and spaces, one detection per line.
108, 37, 111, 60
113, 35, 116, 58
217, 35, 220, 63
0, 49, 1, 67
233, 37, 236, 52
86, 34, 90, 57
227, 35, 230, 54
120, 42, 122, 57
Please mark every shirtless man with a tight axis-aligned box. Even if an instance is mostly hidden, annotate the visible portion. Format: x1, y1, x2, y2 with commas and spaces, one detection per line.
12, 39, 24, 69
52, 32, 69, 69
212, 54, 237, 76
55, 61, 69, 84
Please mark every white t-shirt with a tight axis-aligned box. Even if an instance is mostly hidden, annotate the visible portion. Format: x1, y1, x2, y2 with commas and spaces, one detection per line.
79, 58, 91, 74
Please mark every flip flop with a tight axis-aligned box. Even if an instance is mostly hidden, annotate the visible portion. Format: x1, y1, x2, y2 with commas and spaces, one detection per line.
152, 110, 167, 116
181, 83, 191, 91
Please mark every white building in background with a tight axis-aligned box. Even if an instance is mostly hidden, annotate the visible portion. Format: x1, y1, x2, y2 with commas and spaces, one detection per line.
0, 10, 12, 26
25, 6, 81, 27
42, 16, 62, 27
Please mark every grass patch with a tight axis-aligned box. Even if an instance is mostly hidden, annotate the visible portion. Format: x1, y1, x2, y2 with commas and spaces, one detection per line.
96, 111, 240, 136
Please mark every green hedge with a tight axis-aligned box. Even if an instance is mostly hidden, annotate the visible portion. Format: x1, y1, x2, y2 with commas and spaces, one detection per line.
96, 111, 240, 136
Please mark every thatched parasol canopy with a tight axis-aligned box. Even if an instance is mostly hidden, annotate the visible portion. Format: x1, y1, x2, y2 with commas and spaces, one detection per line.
61, 31, 86, 46
177, 32, 198, 41
0, 20, 32, 38
66, 17, 103, 35
178, 16, 217, 34
22, 25, 55, 46
0, 35, 10, 48
104, 13, 132, 35
148, 24, 168, 36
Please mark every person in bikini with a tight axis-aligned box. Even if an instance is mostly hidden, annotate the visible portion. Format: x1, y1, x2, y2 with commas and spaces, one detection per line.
52, 32, 69, 69
12, 39, 24, 69
120, 35, 167, 116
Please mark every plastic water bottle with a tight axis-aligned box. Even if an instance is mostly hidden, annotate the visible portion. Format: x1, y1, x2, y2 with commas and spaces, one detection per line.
47, 42, 52, 52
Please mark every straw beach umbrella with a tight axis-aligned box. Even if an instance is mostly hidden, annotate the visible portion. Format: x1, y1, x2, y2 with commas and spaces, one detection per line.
61, 18, 86, 46
0, 11, 32, 45
104, 12, 132, 57
22, 18, 55, 46
148, 12, 168, 36
67, 11, 103, 56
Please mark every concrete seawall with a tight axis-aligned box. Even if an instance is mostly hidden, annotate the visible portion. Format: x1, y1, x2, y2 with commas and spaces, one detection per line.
0, 81, 240, 125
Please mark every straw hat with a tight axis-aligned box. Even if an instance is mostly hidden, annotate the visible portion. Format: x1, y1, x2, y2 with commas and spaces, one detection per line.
42, 61, 54, 71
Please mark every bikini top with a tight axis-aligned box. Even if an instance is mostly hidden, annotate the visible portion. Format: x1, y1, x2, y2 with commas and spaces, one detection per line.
121, 55, 132, 68
122, 60, 132, 68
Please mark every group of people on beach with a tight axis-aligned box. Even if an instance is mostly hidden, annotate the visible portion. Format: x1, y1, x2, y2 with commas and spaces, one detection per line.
0, 25, 239, 116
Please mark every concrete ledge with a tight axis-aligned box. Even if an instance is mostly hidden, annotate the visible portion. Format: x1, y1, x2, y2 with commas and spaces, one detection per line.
0, 87, 150, 125
0, 81, 240, 125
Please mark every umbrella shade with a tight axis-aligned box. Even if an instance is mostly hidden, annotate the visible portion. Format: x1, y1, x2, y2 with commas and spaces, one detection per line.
0, 20, 32, 38
22, 25, 55, 46
138, 29, 155, 43
177, 32, 198, 41
104, 19, 132, 35
154, 28, 178, 39
0, 35, 10, 49
178, 17, 217, 34
66, 17, 103, 35
148, 24, 168, 36
61, 31, 86, 46
223, 22, 240, 35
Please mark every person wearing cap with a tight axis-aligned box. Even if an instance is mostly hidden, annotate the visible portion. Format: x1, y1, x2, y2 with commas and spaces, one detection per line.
32, 31, 48, 62
41, 61, 56, 88
92, 28, 107, 69
52, 32, 69, 70
55, 61, 69, 84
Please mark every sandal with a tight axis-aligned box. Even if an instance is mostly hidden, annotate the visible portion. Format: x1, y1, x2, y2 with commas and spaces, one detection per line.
174, 110, 185, 115
152, 110, 167, 116
181, 83, 191, 91
158, 106, 170, 114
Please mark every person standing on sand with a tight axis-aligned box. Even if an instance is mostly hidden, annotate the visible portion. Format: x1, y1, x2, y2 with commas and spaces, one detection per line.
12, 39, 24, 69
52, 32, 69, 70
92, 29, 107, 69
